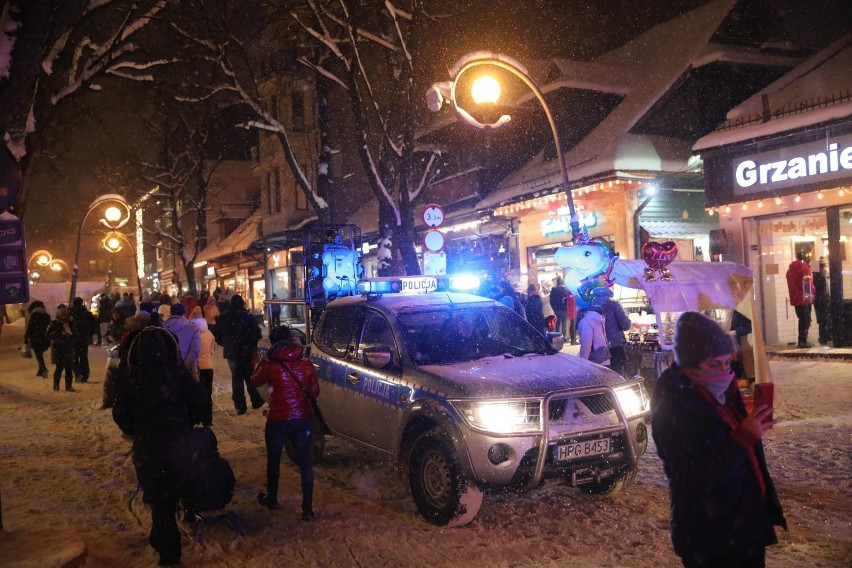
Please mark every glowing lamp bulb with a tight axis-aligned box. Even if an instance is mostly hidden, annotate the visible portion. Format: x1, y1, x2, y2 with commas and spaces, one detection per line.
724, 206, 731, 214
104, 206, 122, 223
775, 197, 782, 205
105, 237, 122, 253
794, 195, 801, 203
817, 191, 823, 200
758, 200, 764, 208
37, 254, 50, 266
50, 262, 62, 272
471, 76, 500, 104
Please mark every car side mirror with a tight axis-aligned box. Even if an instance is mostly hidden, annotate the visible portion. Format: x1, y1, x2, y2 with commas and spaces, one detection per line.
364, 346, 393, 369
547, 332, 565, 352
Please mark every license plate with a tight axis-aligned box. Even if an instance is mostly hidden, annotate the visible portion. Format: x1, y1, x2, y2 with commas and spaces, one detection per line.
555, 438, 610, 461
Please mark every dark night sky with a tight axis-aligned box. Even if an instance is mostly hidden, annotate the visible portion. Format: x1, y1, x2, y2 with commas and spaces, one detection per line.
23, 0, 851, 260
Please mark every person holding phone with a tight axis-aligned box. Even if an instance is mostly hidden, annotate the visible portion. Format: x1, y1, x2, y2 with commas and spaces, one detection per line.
651, 311, 786, 568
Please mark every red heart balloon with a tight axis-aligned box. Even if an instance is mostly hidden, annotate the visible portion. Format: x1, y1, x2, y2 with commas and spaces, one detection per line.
641, 241, 678, 270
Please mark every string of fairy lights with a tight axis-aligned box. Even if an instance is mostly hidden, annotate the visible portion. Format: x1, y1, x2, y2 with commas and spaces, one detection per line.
493, 178, 648, 217
706, 186, 848, 215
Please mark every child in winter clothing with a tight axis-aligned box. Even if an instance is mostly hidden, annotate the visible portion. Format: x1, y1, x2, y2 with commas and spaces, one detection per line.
47, 307, 76, 391
192, 315, 216, 426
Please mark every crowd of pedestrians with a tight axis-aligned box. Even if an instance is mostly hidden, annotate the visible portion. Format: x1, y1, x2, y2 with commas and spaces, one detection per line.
12, 276, 787, 567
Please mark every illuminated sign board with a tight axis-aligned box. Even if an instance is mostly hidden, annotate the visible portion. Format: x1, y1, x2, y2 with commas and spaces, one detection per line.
733, 134, 852, 195
541, 212, 597, 236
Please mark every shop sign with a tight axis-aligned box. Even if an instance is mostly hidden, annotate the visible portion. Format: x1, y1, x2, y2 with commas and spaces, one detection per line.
733, 133, 852, 195
541, 212, 597, 236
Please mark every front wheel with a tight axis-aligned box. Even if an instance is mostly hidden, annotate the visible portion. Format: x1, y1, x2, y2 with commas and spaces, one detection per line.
409, 433, 483, 527
578, 466, 637, 495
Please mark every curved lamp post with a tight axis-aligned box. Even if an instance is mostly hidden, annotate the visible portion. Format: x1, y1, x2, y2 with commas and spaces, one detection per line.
28, 250, 70, 282
426, 51, 581, 242
102, 231, 143, 297
69, 194, 131, 304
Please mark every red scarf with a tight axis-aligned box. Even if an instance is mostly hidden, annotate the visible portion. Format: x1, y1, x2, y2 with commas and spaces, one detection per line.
694, 384, 767, 498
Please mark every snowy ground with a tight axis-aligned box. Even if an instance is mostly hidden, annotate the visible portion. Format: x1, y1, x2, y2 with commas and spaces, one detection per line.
0, 319, 849, 568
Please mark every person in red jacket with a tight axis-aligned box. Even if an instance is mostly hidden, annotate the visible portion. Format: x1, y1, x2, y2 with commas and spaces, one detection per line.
251, 337, 320, 520
785, 252, 814, 348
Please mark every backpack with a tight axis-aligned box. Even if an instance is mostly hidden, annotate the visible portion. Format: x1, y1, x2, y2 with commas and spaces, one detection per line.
175, 427, 236, 512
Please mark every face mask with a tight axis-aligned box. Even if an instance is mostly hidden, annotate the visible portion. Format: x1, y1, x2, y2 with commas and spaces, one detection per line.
688, 369, 734, 403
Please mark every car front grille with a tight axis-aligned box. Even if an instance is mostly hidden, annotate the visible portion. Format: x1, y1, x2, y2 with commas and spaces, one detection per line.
548, 393, 614, 421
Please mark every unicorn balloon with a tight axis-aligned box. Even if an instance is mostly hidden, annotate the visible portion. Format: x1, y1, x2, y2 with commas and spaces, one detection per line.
553, 232, 619, 309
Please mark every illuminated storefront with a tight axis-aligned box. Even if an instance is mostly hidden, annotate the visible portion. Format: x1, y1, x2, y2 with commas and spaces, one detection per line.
697, 123, 851, 347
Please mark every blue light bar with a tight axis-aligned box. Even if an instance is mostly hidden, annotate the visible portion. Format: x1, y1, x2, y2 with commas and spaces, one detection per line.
448, 274, 481, 291
357, 278, 402, 294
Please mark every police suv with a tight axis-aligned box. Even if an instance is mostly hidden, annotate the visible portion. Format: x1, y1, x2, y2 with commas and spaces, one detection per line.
307, 275, 650, 527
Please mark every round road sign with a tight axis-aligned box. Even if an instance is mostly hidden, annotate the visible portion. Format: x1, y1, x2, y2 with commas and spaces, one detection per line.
423, 230, 445, 252
423, 204, 444, 228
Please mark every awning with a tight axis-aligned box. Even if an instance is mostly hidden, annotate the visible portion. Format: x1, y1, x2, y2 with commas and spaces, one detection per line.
195, 213, 262, 263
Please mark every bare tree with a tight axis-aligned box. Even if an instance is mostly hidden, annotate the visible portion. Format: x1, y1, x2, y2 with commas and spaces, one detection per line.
1, 0, 175, 216
139, 99, 223, 296
161, 0, 449, 276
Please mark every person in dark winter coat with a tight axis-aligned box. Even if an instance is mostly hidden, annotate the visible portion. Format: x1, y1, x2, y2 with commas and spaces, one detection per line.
25, 301, 52, 377
812, 258, 831, 345
113, 327, 209, 567
216, 294, 264, 414
548, 276, 569, 339
652, 312, 786, 567
525, 283, 547, 335
47, 307, 76, 391
95, 292, 113, 346
496, 280, 526, 320
251, 338, 320, 520
69, 297, 96, 382
593, 287, 632, 375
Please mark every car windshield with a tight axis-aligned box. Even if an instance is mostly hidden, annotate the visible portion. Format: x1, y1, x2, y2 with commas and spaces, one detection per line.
398, 306, 554, 365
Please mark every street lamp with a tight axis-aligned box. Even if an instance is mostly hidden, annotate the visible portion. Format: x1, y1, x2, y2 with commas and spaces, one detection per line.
427, 51, 582, 242
69, 193, 131, 304
102, 231, 143, 297
28, 250, 70, 283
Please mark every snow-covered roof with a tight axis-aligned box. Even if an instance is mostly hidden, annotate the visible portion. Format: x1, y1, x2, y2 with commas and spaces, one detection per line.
694, 33, 852, 151
195, 212, 262, 263
486, 0, 739, 208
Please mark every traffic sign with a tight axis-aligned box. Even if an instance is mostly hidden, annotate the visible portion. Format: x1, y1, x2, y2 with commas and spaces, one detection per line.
423, 229, 444, 252
423, 204, 444, 228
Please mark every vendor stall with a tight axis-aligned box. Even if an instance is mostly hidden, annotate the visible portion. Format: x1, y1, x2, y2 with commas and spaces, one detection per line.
610, 260, 771, 386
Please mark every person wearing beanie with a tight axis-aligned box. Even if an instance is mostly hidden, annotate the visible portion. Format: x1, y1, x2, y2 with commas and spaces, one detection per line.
25, 300, 52, 377
592, 287, 632, 375
47, 307, 76, 391
215, 294, 264, 414
651, 311, 785, 567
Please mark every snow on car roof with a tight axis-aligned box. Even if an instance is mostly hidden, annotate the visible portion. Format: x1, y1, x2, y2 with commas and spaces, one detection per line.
328, 291, 500, 314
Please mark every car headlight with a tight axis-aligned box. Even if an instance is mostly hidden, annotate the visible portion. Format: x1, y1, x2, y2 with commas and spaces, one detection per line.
452, 400, 541, 434
614, 383, 650, 418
